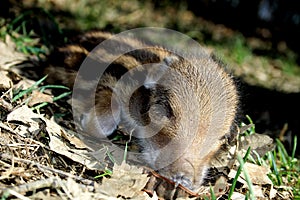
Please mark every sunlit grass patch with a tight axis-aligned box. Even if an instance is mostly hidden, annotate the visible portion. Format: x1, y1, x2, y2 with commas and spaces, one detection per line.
0, 9, 66, 58
267, 136, 299, 197
231, 115, 300, 199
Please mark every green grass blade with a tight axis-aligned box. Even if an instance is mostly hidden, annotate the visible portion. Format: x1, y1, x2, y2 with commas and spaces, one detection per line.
237, 154, 255, 200
39, 85, 70, 92
209, 185, 217, 200
123, 141, 128, 162
52, 91, 72, 101
94, 169, 112, 179
228, 147, 251, 199
12, 75, 48, 102
106, 149, 116, 164
12, 88, 31, 102
32, 102, 49, 111
245, 115, 255, 135
291, 135, 297, 163
247, 153, 256, 164
252, 150, 263, 166
276, 139, 289, 168
32, 91, 71, 111
268, 151, 282, 185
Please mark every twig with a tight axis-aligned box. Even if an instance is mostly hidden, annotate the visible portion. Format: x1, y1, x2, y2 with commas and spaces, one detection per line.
0, 153, 94, 184
3, 177, 94, 197
0, 121, 18, 135
4, 189, 31, 200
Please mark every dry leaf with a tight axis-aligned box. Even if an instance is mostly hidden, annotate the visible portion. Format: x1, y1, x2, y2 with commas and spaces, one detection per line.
5, 105, 142, 172
252, 185, 265, 198
14, 78, 36, 90
6, 106, 106, 170
242, 162, 272, 185
97, 161, 150, 199
239, 133, 275, 157
228, 162, 276, 199
230, 192, 245, 200
269, 185, 277, 199
76, 130, 142, 167
45, 117, 107, 170
211, 145, 236, 169
61, 130, 87, 149
7, 105, 42, 137
0, 70, 12, 90
64, 177, 95, 199
27, 90, 53, 107
228, 163, 272, 185
228, 169, 248, 186
0, 36, 27, 69
29, 190, 51, 199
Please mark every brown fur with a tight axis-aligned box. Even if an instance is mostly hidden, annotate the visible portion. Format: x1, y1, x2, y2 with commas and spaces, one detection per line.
44, 31, 238, 192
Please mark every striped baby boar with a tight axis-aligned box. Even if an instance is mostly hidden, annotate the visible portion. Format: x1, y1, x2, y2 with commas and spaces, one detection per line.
44, 30, 238, 192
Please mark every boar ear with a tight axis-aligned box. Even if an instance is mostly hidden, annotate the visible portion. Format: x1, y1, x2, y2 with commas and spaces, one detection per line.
144, 56, 178, 89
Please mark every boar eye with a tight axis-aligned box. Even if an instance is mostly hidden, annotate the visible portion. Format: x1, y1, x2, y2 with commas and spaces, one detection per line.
128, 85, 173, 126
128, 86, 151, 126
148, 84, 174, 121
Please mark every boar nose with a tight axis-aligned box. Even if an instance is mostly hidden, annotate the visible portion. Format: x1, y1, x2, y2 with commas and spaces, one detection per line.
171, 173, 194, 190
167, 158, 207, 191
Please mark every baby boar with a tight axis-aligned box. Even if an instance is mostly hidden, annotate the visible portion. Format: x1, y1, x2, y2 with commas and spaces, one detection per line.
44, 30, 238, 192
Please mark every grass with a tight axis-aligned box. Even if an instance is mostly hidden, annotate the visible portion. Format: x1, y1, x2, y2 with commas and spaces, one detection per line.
12, 75, 48, 102
228, 116, 300, 199
94, 169, 113, 179
12, 75, 71, 113
1, 12, 46, 57
207, 116, 299, 198
211, 33, 300, 83
213, 35, 252, 66
270, 137, 299, 197
227, 147, 253, 199
93, 141, 129, 179
32, 89, 71, 112
277, 57, 300, 76
0, 8, 66, 58
237, 150, 255, 200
